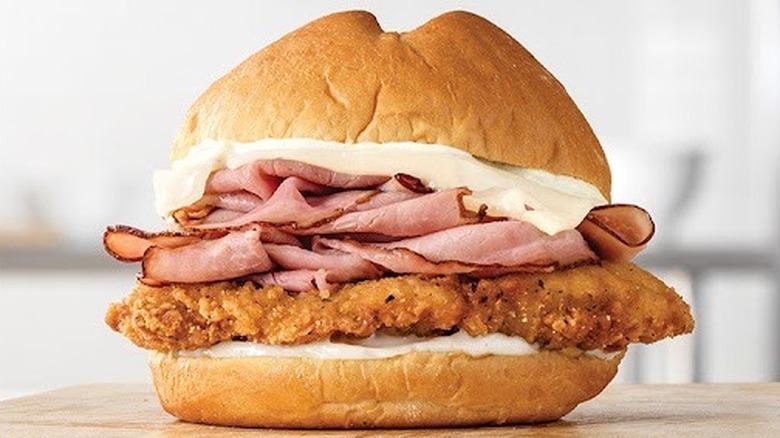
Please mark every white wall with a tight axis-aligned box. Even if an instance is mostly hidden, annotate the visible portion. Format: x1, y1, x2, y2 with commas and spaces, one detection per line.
1, 0, 778, 394
0, 269, 150, 396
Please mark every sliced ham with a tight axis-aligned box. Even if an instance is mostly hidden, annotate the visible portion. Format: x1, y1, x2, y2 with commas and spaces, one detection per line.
247, 160, 390, 189
197, 209, 246, 226
103, 225, 205, 262
252, 244, 382, 292
105, 158, 656, 291
351, 191, 421, 212
252, 270, 329, 293
298, 188, 478, 237
178, 159, 391, 228
316, 221, 596, 276
178, 159, 475, 234
206, 164, 281, 200
104, 224, 301, 263
264, 244, 382, 280
194, 177, 378, 229
577, 204, 655, 262
211, 192, 264, 212
381, 221, 593, 266
175, 192, 263, 227
378, 173, 433, 194
315, 237, 482, 276
189, 182, 411, 233
142, 228, 273, 284
205, 159, 389, 200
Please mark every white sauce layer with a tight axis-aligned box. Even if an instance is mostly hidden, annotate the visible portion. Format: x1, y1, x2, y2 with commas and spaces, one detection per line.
154, 139, 607, 235
177, 332, 620, 361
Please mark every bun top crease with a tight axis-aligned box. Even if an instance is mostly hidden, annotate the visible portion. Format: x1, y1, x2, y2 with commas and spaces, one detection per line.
172, 10, 611, 199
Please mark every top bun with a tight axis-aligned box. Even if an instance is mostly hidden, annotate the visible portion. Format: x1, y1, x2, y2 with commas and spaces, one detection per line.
172, 10, 611, 198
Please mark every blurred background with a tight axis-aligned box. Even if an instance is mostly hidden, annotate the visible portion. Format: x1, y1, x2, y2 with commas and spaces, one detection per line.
1, 0, 778, 399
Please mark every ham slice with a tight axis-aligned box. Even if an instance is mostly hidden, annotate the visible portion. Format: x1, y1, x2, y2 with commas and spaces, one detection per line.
247, 159, 390, 189
316, 221, 596, 276
206, 165, 281, 200
178, 158, 478, 235
250, 244, 382, 292
194, 175, 329, 224
103, 225, 205, 262
378, 173, 433, 194
299, 189, 479, 237
577, 204, 655, 262
252, 270, 330, 293
142, 228, 273, 284
197, 209, 247, 226
178, 159, 391, 227
253, 244, 383, 291
350, 191, 421, 212
263, 244, 382, 280
315, 237, 483, 276
210, 192, 264, 212
380, 221, 592, 266
194, 177, 378, 229
206, 159, 390, 200
104, 225, 301, 263
175, 192, 264, 227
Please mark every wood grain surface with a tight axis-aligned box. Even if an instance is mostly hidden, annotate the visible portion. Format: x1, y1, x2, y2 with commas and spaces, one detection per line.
0, 383, 778, 437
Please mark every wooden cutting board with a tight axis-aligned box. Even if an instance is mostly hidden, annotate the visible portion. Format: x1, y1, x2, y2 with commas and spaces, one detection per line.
1, 383, 778, 437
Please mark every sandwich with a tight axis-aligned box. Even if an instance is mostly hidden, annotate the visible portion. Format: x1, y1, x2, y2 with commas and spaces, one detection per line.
103, 10, 694, 428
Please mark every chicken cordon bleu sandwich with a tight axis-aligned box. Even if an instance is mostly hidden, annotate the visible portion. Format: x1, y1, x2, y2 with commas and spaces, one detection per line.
104, 10, 694, 428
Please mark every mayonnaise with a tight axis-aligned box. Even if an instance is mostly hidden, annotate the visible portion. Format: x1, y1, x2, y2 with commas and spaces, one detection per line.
154, 139, 607, 235
177, 331, 621, 361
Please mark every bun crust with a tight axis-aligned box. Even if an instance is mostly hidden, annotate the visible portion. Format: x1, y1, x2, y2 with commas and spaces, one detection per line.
149, 349, 623, 428
172, 11, 611, 199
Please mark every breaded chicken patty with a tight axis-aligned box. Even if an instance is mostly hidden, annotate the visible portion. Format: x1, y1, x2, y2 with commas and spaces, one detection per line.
106, 262, 693, 353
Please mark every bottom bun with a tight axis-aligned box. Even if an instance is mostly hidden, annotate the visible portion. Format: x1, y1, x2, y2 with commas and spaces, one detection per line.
149, 349, 624, 428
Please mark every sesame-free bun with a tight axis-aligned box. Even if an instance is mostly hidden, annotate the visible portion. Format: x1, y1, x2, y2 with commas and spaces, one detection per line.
172, 10, 611, 199
154, 12, 621, 428
149, 349, 623, 428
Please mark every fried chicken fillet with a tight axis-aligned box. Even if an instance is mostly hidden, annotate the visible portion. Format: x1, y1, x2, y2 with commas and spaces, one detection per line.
106, 262, 693, 353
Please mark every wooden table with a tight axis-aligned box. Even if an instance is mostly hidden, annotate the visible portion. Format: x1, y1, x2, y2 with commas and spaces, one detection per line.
1, 384, 777, 437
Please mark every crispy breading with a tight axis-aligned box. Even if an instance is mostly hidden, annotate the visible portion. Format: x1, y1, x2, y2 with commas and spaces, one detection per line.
106, 276, 469, 352
461, 263, 695, 351
106, 262, 694, 352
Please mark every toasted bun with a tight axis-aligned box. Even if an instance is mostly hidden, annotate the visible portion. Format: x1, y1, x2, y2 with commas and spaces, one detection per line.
172, 10, 611, 199
149, 349, 623, 428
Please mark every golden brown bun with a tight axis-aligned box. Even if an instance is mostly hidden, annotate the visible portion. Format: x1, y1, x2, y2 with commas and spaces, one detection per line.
172, 10, 611, 199
149, 349, 624, 428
